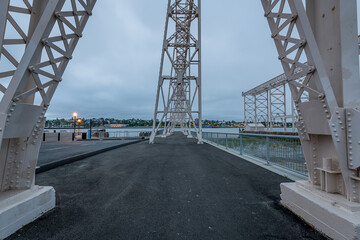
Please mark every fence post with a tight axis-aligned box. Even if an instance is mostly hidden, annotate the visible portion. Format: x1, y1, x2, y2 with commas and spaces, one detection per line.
225, 134, 228, 149
266, 136, 270, 165
240, 134, 243, 155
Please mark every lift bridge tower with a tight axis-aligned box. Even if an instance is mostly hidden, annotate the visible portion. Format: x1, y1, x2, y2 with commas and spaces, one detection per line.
150, 0, 202, 144
261, 0, 360, 238
0, 0, 95, 237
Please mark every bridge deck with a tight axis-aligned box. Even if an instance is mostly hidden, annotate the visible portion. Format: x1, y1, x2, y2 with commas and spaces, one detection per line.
9, 133, 324, 240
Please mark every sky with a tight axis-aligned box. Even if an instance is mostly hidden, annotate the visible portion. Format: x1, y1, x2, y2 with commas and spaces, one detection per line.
45, 0, 286, 121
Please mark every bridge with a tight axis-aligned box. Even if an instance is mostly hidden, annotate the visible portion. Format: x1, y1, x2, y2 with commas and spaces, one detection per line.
1, 0, 360, 239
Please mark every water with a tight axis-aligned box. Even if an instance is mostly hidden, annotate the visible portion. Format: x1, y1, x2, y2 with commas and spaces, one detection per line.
45, 127, 296, 135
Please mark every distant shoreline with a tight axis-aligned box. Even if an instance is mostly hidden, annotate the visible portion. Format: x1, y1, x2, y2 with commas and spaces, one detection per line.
44, 126, 242, 130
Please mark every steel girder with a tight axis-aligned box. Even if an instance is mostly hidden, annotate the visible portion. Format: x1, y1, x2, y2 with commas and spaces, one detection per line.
150, 0, 202, 144
261, 0, 360, 202
0, 0, 96, 191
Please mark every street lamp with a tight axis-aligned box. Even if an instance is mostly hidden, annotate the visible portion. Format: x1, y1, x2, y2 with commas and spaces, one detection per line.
73, 112, 78, 134
77, 118, 82, 134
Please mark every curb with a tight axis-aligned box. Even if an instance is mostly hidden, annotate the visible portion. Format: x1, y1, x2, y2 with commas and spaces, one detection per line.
36, 140, 145, 174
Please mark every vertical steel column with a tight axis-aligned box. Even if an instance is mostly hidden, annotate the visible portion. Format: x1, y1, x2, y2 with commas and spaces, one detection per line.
262, 0, 360, 202
150, 0, 202, 144
255, 91, 268, 130
0, 0, 96, 192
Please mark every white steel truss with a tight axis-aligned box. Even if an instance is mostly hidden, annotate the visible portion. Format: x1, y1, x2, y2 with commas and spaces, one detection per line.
243, 95, 256, 124
269, 84, 288, 131
255, 91, 269, 128
242, 71, 298, 132
0, 0, 96, 191
150, 0, 202, 144
261, 0, 360, 202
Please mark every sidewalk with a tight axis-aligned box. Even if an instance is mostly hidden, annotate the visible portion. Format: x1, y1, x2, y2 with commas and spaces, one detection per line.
37, 139, 144, 173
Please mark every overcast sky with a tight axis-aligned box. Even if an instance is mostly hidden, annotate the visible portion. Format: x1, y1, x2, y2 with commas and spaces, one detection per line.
46, 0, 287, 121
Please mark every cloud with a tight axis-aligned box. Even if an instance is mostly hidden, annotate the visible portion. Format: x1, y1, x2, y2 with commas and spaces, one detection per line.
46, 0, 284, 121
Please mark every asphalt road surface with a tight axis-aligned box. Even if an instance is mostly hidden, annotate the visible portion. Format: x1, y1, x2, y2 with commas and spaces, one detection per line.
9, 133, 325, 240
38, 140, 136, 166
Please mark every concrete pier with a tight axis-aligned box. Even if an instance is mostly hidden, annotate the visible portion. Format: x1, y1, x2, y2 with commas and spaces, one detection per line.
8, 133, 325, 239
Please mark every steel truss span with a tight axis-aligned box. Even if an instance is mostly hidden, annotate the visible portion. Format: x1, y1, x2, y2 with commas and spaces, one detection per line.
242, 70, 305, 132
150, 0, 202, 144
0, 0, 96, 191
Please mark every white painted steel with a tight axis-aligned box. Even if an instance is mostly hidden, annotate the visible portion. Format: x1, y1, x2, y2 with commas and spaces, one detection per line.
150, 0, 202, 144
261, 1, 360, 237
0, 0, 96, 192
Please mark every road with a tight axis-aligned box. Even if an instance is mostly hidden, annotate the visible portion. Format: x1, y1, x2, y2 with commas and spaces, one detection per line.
9, 133, 325, 240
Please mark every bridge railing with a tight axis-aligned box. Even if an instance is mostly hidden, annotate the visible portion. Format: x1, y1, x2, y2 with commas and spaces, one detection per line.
196, 131, 307, 176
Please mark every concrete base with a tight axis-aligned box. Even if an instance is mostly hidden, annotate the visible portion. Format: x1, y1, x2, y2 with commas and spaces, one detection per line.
0, 186, 55, 239
281, 181, 360, 240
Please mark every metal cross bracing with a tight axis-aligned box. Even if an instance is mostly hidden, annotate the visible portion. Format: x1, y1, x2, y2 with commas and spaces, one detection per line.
243, 95, 256, 125
254, 91, 269, 129
261, 0, 360, 202
150, 0, 202, 144
269, 84, 290, 132
242, 70, 301, 132
0, 0, 96, 191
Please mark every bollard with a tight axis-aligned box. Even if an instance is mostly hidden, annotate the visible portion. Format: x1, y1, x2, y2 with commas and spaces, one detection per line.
58, 133, 60, 141
72, 133, 75, 141
43, 133, 45, 142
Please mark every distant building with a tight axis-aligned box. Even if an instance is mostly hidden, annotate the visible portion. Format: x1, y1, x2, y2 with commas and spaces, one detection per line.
244, 123, 265, 131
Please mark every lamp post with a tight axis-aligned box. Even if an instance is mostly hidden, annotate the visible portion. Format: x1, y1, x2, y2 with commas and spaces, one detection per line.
73, 112, 78, 134
77, 118, 82, 133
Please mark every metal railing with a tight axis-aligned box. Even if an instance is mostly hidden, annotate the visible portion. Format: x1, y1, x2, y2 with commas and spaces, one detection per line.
197, 131, 307, 176
107, 131, 151, 138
